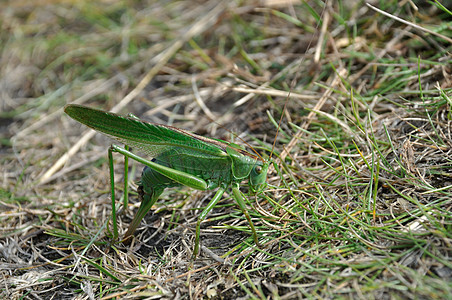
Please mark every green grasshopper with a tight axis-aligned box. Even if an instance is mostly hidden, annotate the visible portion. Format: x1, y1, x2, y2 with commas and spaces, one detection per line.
64, 104, 269, 257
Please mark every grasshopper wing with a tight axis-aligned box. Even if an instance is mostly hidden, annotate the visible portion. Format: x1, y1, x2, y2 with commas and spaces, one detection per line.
65, 104, 227, 158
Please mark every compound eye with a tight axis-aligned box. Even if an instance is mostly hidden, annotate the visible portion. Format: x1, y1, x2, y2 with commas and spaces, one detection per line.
255, 165, 262, 173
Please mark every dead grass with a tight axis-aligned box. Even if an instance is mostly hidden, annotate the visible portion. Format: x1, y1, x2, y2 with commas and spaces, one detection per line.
1, 0, 451, 299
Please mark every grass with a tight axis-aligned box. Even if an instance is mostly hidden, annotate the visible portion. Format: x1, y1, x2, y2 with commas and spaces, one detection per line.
1, 0, 451, 299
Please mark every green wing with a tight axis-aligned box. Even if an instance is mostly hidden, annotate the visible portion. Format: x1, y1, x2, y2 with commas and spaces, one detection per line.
64, 104, 227, 159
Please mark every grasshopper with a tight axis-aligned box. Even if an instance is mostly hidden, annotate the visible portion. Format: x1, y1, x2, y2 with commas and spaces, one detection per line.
65, 104, 269, 257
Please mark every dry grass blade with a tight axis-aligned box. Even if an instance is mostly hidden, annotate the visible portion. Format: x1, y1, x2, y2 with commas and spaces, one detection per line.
367, 3, 452, 44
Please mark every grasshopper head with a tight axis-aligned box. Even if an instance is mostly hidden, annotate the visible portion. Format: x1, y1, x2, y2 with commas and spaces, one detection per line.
249, 161, 269, 192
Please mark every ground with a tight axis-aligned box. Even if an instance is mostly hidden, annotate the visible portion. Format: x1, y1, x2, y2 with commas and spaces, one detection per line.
0, 1, 451, 299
